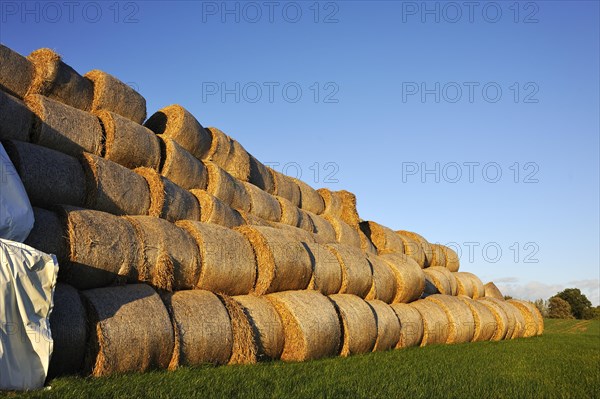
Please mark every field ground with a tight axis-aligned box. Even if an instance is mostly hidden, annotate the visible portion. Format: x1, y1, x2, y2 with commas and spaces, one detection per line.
2, 319, 599, 399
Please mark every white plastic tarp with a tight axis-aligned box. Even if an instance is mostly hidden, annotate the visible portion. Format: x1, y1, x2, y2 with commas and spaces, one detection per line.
0, 142, 34, 242
0, 239, 58, 391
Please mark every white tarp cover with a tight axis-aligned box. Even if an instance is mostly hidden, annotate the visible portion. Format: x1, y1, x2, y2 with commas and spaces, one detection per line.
0, 239, 58, 391
0, 143, 34, 242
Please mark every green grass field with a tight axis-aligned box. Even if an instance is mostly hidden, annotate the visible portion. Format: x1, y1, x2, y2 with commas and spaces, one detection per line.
3, 319, 599, 399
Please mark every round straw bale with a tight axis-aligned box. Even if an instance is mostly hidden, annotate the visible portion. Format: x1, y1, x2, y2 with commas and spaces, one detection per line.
395, 232, 426, 268
429, 243, 447, 267
367, 300, 401, 351
97, 110, 160, 170
409, 299, 450, 346
58, 206, 137, 289
365, 254, 397, 304
240, 211, 272, 227
457, 296, 497, 342
84, 70, 146, 124
0, 90, 33, 141
234, 295, 285, 361
378, 252, 425, 303
469, 273, 486, 299
325, 243, 373, 298
397, 230, 433, 267
26, 94, 102, 157
277, 196, 315, 232
166, 290, 233, 367
81, 153, 150, 216
218, 294, 258, 365
249, 154, 275, 193
204, 127, 232, 165
244, 182, 281, 222
426, 294, 475, 344
478, 297, 510, 341
236, 226, 312, 295
360, 221, 405, 254
82, 284, 173, 376
328, 294, 377, 356
508, 302, 526, 339
0, 44, 35, 99
336, 190, 360, 228
440, 245, 460, 272
158, 136, 208, 190
507, 299, 543, 338
3, 140, 85, 208
144, 104, 211, 159
269, 222, 317, 243
390, 303, 424, 348
424, 266, 457, 296
270, 168, 301, 207
306, 212, 337, 244
127, 216, 200, 291
325, 215, 362, 248
47, 283, 87, 379
24, 207, 68, 263
359, 228, 378, 256
27, 48, 93, 111
135, 167, 200, 222
266, 291, 341, 362
303, 241, 342, 295
224, 138, 251, 182
191, 190, 246, 228
293, 178, 325, 215
484, 282, 504, 299
177, 221, 256, 295
205, 161, 251, 212
454, 272, 475, 298
317, 188, 342, 216
492, 298, 517, 339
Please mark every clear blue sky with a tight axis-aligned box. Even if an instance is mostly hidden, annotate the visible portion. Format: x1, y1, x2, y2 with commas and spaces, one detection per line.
2, 1, 598, 304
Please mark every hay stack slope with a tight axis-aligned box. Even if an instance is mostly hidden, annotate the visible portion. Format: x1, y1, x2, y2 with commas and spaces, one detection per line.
326, 243, 373, 298
191, 190, 246, 228
365, 254, 397, 304
47, 283, 87, 378
84, 70, 146, 124
410, 299, 450, 346
457, 296, 497, 342
166, 290, 233, 367
177, 221, 256, 295
0, 44, 35, 98
329, 294, 377, 356
397, 230, 433, 267
127, 216, 201, 290
26, 94, 102, 157
60, 206, 137, 289
267, 291, 341, 362
234, 295, 285, 361
27, 48, 93, 111
303, 242, 343, 295
158, 136, 208, 190
98, 110, 161, 170
4, 140, 86, 208
367, 300, 401, 352
426, 295, 475, 344
236, 226, 312, 295
82, 153, 151, 216
82, 284, 173, 376
378, 253, 425, 303
390, 303, 424, 348
144, 104, 211, 159
0, 90, 33, 141
135, 167, 200, 222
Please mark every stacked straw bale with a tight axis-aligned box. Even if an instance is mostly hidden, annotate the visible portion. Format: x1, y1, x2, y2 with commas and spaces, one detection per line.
410, 299, 450, 346
507, 299, 544, 337
367, 300, 401, 351
365, 254, 397, 304
378, 253, 425, 303
329, 294, 377, 356
360, 221, 405, 254
484, 282, 505, 299
457, 296, 497, 342
0, 90, 33, 141
158, 136, 208, 190
390, 303, 424, 348
426, 295, 475, 344
325, 243, 373, 298
397, 230, 433, 267
303, 242, 343, 295
191, 190, 246, 228
0, 44, 35, 98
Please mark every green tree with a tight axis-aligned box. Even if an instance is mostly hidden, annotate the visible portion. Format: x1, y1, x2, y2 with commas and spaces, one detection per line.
548, 296, 574, 319
556, 288, 592, 319
581, 306, 600, 320
534, 299, 549, 318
